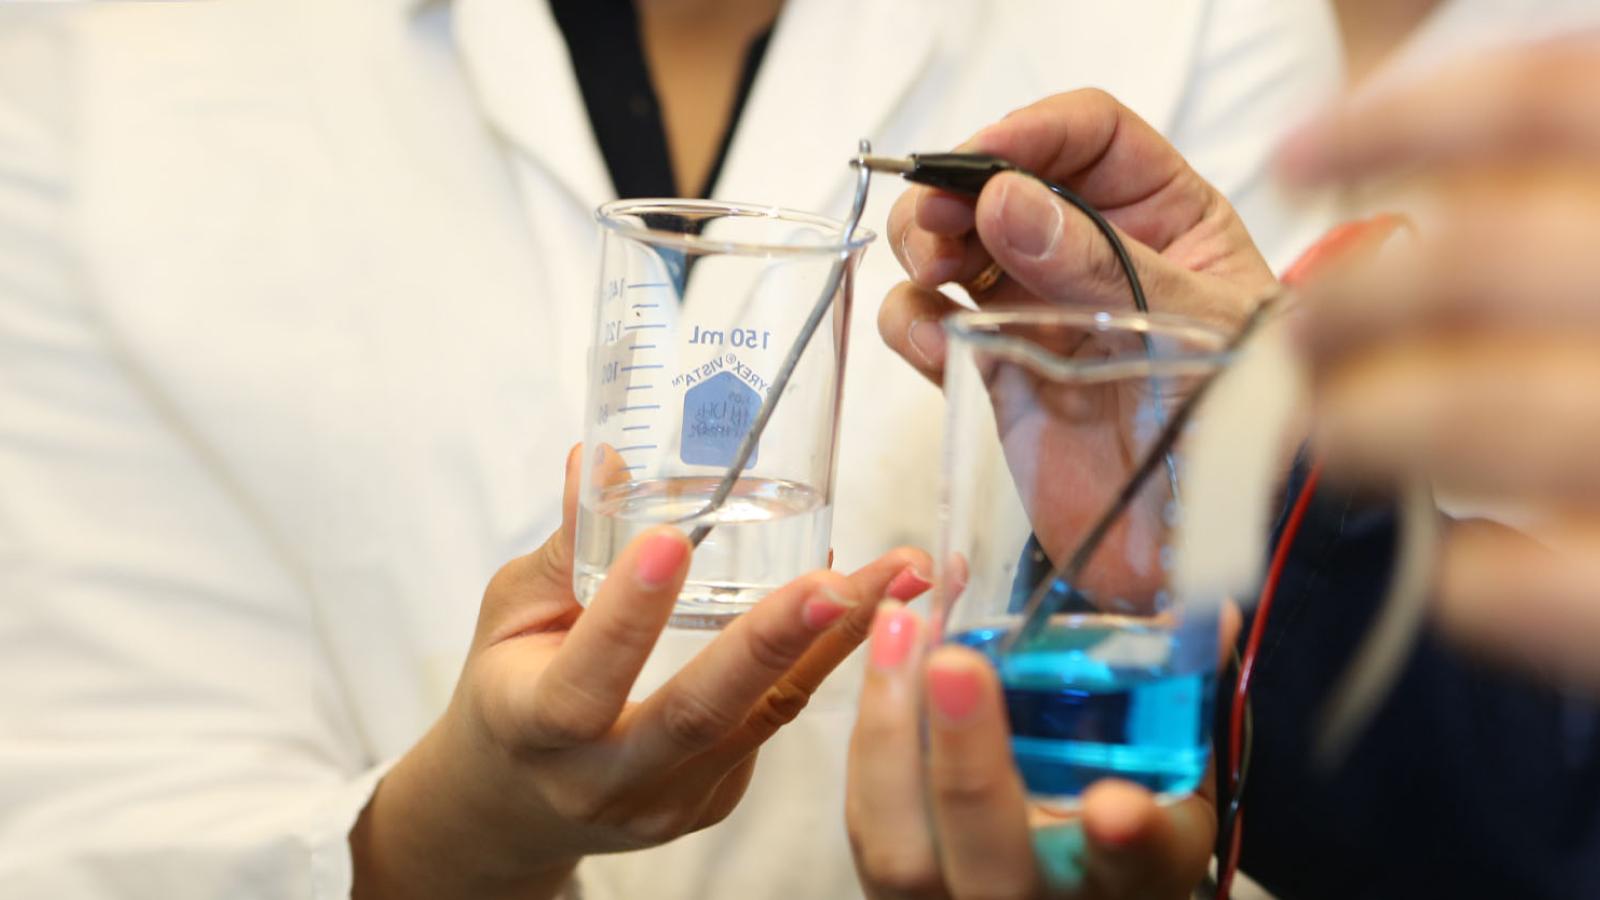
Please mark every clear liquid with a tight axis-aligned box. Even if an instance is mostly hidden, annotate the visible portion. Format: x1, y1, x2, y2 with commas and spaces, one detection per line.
575, 476, 830, 629
951, 620, 1213, 811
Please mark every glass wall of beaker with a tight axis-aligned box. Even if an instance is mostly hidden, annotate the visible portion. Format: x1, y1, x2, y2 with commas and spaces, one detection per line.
576, 199, 875, 629
937, 307, 1229, 812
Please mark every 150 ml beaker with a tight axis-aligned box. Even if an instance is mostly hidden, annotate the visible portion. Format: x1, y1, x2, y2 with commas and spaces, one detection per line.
575, 200, 875, 629
937, 308, 1229, 812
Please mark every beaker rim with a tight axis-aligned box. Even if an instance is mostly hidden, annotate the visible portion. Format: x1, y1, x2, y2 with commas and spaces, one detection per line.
944, 307, 1233, 382
596, 198, 878, 257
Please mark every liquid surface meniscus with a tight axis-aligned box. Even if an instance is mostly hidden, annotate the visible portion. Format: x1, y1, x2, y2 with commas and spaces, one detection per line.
575, 476, 829, 629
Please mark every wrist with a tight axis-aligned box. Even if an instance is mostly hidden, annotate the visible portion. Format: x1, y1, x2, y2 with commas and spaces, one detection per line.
352, 717, 580, 900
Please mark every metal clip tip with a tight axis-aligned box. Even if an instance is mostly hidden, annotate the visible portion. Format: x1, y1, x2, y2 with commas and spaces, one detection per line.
854, 155, 915, 175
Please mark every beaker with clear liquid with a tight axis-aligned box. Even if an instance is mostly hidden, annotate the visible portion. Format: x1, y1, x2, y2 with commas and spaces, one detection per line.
937, 308, 1230, 812
575, 199, 875, 629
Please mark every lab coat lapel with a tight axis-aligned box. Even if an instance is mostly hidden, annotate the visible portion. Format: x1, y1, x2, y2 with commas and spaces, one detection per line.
712, 0, 937, 216
452, 0, 616, 211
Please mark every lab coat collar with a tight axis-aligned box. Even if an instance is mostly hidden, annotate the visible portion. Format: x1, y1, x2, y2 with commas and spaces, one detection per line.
452, 0, 617, 212
711, 0, 937, 216
450, 0, 937, 218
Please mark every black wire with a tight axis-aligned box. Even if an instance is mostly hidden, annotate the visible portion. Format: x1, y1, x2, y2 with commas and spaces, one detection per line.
1038, 170, 1267, 885
1038, 180, 1150, 315
1039, 168, 1261, 893
1210, 646, 1253, 900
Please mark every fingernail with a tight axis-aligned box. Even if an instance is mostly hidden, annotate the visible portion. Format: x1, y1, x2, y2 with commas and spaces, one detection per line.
886, 566, 932, 601
906, 318, 945, 368
868, 602, 917, 671
802, 586, 855, 631
996, 177, 1062, 260
634, 530, 689, 588
927, 658, 983, 725
897, 228, 921, 281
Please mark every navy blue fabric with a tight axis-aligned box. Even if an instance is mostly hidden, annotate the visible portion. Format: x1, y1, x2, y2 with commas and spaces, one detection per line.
1238, 467, 1600, 899
1009, 534, 1098, 614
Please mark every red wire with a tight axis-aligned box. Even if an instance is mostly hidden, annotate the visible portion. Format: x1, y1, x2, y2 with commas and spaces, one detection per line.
1216, 459, 1324, 898
1212, 213, 1404, 898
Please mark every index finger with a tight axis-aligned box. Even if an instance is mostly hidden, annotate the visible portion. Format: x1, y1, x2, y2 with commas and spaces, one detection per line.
922, 646, 1043, 898
914, 88, 1154, 225
969, 90, 1201, 230
898, 89, 1214, 281
632, 547, 933, 769
726, 547, 934, 748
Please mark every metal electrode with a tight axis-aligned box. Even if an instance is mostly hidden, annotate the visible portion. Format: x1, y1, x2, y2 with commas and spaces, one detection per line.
684, 139, 876, 547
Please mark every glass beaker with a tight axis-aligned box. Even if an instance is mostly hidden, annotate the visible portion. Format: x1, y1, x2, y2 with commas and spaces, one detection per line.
575, 199, 875, 629
937, 307, 1230, 812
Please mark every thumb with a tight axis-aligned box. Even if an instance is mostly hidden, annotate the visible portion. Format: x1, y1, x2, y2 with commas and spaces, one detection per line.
541, 441, 625, 594
537, 442, 586, 594
1079, 780, 1215, 899
973, 173, 1187, 312
473, 444, 588, 644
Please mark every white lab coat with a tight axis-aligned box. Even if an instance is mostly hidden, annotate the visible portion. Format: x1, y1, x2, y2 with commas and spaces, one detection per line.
0, 1, 1340, 898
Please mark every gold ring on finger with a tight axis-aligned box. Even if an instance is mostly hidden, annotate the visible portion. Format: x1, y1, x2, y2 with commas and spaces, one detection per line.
963, 261, 1005, 296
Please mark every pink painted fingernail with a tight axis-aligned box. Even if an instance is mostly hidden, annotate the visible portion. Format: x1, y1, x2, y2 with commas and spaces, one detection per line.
634, 530, 689, 588
886, 566, 932, 600
927, 659, 984, 725
868, 603, 917, 671
802, 587, 854, 631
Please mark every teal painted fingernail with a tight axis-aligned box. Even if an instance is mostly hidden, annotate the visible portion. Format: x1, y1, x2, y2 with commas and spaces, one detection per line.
1032, 820, 1087, 891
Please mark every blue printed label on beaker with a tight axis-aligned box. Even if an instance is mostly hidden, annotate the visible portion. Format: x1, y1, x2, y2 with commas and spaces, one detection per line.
681, 371, 760, 468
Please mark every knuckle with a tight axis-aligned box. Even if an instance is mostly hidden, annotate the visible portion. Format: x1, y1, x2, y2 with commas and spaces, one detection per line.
742, 615, 807, 675
832, 597, 877, 648
485, 541, 570, 617
747, 679, 812, 738
529, 678, 615, 746
1076, 86, 1117, 109
850, 703, 908, 747
484, 560, 519, 598
661, 691, 740, 752
530, 538, 570, 586
483, 553, 535, 603
593, 602, 667, 655
621, 809, 693, 848
928, 760, 1006, 811
547, 784, 613, 827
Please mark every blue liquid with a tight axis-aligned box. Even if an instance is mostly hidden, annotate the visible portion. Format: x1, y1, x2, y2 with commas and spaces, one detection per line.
951, 621, 1214, 808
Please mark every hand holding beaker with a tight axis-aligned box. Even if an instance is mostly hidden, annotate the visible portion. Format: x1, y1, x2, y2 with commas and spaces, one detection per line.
847, 602, 1241, 900
354, 447, 930, 898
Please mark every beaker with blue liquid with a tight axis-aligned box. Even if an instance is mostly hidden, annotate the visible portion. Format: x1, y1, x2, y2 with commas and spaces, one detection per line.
937, 308, 1230, 811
